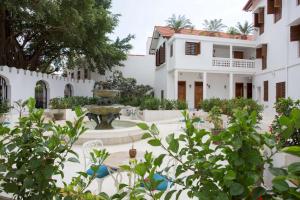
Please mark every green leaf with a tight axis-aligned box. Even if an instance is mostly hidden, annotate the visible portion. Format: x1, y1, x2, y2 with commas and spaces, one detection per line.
154, 154, 165, 166
291, 109, 300, 129
165, 190, 176, 200
148, 139, 161, 146
269, 167, 288, 176
224, 170, 236, 181
137, 123, 149, 130
141, 132, 152, 139
272, 178, 289, 192
282, 146, 300, 157
67, 157, 80, 163
230, 182, 245, 196
288, 162, 300, 174
135, 163, 147, 177
251, 187, 266, 200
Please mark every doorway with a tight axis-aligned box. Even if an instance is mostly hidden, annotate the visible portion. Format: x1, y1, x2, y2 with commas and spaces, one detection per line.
194, 82, 203, 109
247, 83, 253, 99
178, 81, 186, 102
235, 83, 244, 98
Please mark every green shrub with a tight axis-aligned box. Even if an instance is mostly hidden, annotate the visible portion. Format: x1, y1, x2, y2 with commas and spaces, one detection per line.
175, 100, 188, 110
0, 100, 11, 114
199, 98, 263, 119
271, 98, 300, 147
161, 99, 176, 110
140, 97, 161, 110
49, 98, 68, 109
199, 98, 222, 112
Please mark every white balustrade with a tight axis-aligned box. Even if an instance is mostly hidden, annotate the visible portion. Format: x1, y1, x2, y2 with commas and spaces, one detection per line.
212, 58, 255, 69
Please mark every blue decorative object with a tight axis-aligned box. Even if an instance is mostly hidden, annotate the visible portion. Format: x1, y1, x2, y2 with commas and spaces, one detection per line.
87, 165, 110, 178
142, 173, 172, 191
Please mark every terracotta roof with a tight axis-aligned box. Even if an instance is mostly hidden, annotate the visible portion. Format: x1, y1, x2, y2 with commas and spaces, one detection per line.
243, 0, 253, 11
155, 26, 254, 41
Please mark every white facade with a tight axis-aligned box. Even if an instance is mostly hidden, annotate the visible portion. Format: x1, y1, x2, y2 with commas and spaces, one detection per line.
248, 0, 300, 114
151, 29, 258, 108
0, 65, 94, 110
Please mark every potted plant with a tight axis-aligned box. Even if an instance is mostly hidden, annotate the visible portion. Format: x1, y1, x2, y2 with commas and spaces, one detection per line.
208, 106, 224, 136
0, 100, 11, 124
129, 135, 137, 158
49, 98, 68, 121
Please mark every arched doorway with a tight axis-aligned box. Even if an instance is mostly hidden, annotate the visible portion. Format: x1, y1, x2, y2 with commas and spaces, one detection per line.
0, 75, 8, 102
35, 80, 48, 109
64, 84, 73, 97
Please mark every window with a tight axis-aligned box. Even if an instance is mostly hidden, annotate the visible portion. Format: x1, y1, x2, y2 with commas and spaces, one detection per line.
254, 8, 265, 35
256, 44, 268, 70
77, 71, 81, 79
71, 72, 74, 79
155, 43, 166, 66
263, 81, 269, 102
84, 69, 88, 79
267, 0, 282, 23
170, 44, 173, 57
290, 25, 300, 57
297, 0, 300, 5
185, 42, 201, 55
276, 82, 286, 100
274, 0, 282, 23
161, 90, 164, 100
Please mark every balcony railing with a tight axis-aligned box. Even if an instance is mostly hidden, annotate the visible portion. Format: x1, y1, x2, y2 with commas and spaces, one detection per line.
212, 57, 255, 69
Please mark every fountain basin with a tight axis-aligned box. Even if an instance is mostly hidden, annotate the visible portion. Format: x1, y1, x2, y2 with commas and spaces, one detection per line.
77, 120, 143, 145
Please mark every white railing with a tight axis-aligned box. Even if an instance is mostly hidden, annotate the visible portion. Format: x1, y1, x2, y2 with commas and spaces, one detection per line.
212, 57, 230, 67
212, 57, 255, 69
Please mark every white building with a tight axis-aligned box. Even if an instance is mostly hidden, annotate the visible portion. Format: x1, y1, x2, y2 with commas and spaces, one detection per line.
149, 26, 257, 109
1, 0, 299, 114
244, 0, 300, 114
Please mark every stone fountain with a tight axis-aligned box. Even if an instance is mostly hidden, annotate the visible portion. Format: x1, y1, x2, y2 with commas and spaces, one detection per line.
85, 83, 122, 130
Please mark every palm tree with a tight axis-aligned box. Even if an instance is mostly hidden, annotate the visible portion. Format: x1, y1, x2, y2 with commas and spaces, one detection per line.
203, 19, 227, 32
227, 27, 240, 35
166, 14, 194, 32
236, 21, 254, 35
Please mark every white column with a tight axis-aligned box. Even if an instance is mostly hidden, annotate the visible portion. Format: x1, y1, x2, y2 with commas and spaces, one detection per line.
174, 70, 178, 100
203, 72, 207, 100
229, 73, 234, 99
229, 45, 233, 68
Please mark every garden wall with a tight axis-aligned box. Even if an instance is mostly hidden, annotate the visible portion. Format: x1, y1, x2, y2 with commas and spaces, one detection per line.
0, 65, 95, 112
139, 110, 182, 122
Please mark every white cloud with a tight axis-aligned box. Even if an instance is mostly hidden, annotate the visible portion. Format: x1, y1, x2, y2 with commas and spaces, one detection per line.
110, 0, 252, 54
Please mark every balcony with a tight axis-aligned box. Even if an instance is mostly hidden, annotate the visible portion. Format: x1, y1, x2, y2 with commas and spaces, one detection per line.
212, 57, 256, 72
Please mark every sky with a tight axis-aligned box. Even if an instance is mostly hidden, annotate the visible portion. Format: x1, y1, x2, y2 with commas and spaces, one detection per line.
110, 0, 252, 55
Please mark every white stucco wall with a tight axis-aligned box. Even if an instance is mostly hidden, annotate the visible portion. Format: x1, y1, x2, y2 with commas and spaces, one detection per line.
118, 55, 155, 87
0, 66, 94, 108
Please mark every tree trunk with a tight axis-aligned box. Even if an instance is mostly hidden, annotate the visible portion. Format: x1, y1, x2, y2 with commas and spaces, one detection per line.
0, 7, 7, 65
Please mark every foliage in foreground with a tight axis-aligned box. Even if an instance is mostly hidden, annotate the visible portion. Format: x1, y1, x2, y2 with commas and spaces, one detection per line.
0, 98, 108, 199
271, 98, 300, 147
1, 99, 300, 199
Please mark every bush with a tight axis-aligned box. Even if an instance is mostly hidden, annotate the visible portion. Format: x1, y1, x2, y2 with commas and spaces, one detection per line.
199, 98, 222, 112
199, 98, 263, 119
175, 100, 188, 110
0, 100, 11, 114
49, 98, 68, 109
140, 97, 161, 110
271, 98, 300, 147
161, 99, 176, 110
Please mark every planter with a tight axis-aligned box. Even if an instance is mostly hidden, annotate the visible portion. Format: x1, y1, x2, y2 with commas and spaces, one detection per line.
50, 109, 66, 121
211, 128, 224, 145
140, 110, 182, 122
129, 148, 137, 158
